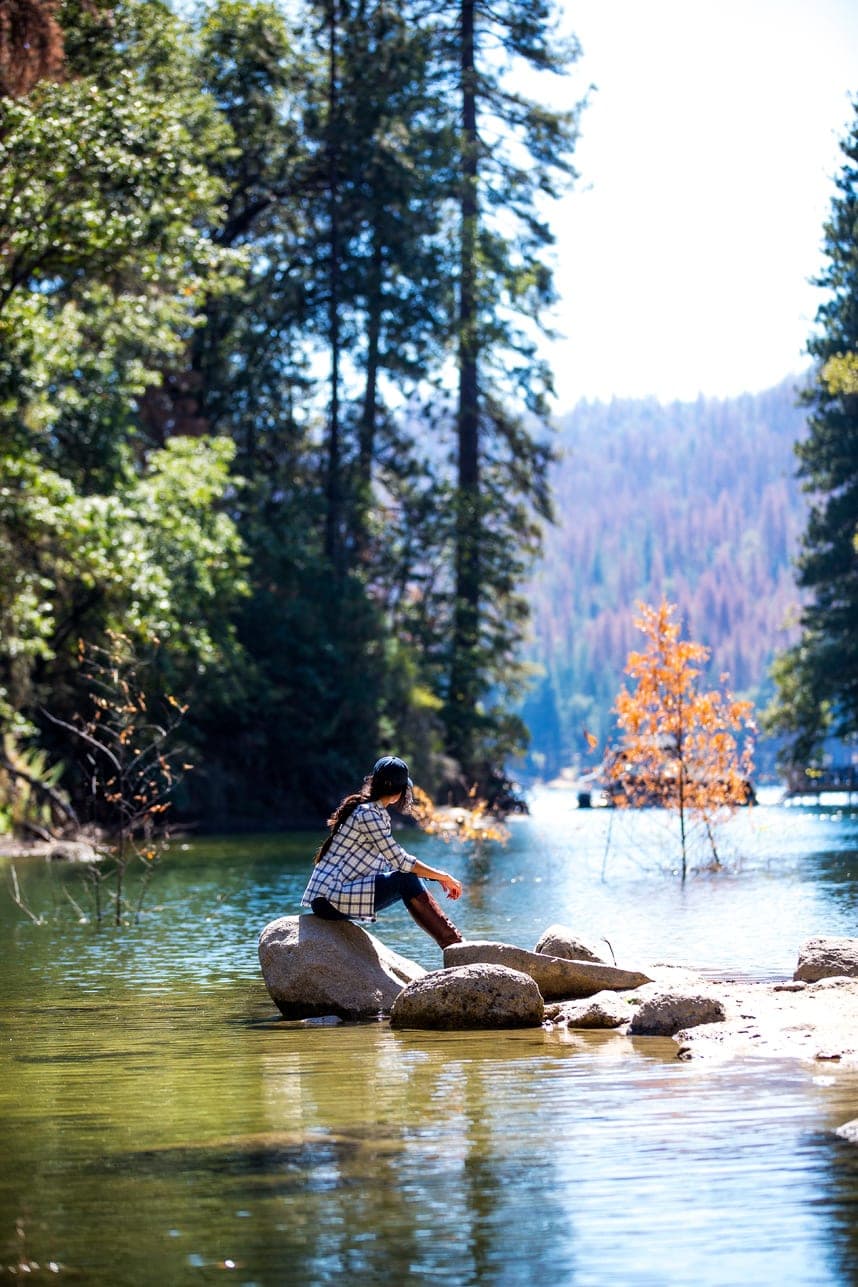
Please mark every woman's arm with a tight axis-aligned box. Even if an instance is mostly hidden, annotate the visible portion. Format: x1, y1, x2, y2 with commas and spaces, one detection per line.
412, 860, 462, 900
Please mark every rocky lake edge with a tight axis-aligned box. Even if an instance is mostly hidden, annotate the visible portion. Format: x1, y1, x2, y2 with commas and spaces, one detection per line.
258, 918, 858, 1072
555, 962, 858, 1068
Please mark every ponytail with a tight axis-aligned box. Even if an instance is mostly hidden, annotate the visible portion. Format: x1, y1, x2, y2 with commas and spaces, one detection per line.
312, 789, 367, 864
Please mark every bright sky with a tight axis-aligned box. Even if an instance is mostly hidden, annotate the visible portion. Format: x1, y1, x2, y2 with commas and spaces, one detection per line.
544, 0, 858, 407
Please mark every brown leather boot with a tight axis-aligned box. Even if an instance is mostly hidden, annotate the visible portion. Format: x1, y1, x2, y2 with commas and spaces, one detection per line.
406, 889, 463, 948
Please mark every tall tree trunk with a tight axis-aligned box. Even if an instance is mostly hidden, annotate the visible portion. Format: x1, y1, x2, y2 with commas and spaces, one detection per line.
448, 0, 480, 771
355, 229, 383, 558
324, 0, 343, 572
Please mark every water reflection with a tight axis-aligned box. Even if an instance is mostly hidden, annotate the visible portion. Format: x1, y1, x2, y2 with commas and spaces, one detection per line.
254, 1026, 583, 1282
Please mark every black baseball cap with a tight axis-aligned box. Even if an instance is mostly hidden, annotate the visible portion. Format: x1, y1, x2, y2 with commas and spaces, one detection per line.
371, 756, 412, 793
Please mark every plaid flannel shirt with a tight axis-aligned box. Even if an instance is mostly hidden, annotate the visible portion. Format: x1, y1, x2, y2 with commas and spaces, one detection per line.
301, 801, 417, 921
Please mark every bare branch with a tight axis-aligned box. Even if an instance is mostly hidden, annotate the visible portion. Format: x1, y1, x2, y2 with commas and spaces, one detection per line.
39, 707, 122, 773
8, 865, 43, 925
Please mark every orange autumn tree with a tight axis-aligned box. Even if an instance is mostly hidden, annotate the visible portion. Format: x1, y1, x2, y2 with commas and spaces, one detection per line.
606, 600, 755, 879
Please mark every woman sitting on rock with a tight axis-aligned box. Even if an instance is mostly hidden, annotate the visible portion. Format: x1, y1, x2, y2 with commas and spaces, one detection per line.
301, 756, 463, 949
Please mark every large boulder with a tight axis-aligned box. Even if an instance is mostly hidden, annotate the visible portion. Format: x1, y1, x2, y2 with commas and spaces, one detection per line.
628, 989, 727, 1036
258, 915, 425, 1020
534, 924, 609, 964
794, 937, 858, 983
390, 964, 544, 1030
443, 940, 652, 1000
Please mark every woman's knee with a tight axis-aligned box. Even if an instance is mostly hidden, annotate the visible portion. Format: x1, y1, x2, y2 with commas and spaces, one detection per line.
400, 872, 425, 903
373, 871, 425, 912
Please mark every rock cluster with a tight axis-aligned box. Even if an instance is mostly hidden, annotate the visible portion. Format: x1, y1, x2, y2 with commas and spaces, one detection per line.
257, 919, 858, 1056
258, 915, 651, 1028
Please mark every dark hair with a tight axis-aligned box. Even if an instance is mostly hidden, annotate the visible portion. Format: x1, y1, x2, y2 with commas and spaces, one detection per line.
313, 758, 412, 864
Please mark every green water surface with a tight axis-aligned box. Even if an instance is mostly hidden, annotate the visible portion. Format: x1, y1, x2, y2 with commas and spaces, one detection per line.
3, 799, 858, 1285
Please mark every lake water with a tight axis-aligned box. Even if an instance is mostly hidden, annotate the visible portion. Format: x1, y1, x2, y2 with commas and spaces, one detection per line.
2, 792, 858, 1284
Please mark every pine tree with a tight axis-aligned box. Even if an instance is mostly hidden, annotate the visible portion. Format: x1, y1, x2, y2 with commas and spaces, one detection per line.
297, 0, 454, 569
768, 98, 858, 764
435, 0, 582, 782
178, 0, 460, 811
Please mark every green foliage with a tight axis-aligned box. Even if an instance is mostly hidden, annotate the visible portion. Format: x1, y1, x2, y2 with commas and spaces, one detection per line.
0, 437, 247, 725
768, 98, 858, 765
0, 50, 244, 482
0, 739, 68, 837
822, 352, 858, 397
433, 0, 581, 780
0, 0, 250, 819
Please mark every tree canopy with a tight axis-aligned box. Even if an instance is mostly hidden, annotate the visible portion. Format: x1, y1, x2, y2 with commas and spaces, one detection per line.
0, 0, 579, 828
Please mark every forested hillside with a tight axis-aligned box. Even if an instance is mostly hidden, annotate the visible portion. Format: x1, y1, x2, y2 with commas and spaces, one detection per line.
520, 379, 809, 777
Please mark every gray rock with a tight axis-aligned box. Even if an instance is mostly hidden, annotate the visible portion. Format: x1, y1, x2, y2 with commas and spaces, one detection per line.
836, 1118, 858, 1145
546, 990, 632, 1029
46, 840, 100, 863
811, 975, 858, 990
794, 937, 858, 983
628, 989, 727, 1036
443, 940, 652, 1000
258, 915, 425, 1020
390, 964, 544, 1030
534, 924, 609, 964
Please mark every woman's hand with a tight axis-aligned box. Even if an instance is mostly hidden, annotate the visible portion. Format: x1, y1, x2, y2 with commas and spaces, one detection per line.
437, 872, 462, 900
412, 859, 462, 900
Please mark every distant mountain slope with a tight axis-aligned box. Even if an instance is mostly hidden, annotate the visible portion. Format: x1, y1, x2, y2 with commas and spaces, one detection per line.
520, 378, 809, 777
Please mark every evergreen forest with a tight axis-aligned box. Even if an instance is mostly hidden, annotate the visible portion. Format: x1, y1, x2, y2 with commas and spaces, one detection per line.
0, 0, 582, 828
521, 95, 858, 788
